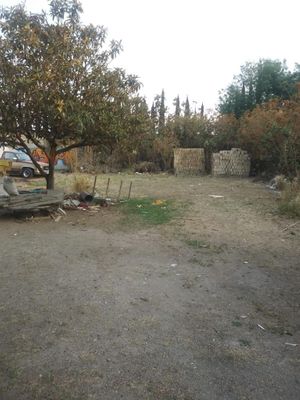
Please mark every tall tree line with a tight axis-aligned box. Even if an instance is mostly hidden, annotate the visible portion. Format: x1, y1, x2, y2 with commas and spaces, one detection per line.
218, 59, 300, 118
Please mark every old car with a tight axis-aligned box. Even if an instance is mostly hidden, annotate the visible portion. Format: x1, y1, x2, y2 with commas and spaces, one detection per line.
0, 150, 49, 178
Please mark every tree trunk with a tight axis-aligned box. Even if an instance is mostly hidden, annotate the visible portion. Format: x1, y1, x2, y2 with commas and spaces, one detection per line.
46, 161, 55, 190
46, 147, 56, 190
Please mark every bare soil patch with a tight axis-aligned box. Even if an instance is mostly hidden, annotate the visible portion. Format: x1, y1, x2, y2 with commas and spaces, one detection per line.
0, 174, 299, 399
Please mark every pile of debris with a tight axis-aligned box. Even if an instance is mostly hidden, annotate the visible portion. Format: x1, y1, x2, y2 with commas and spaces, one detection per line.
0, 176, 64, 213
0, 175, 130, 220
63, 192, 109, 210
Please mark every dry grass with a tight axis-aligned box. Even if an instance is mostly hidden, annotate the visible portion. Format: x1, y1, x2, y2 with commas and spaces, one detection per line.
222, 346, 256, 363
71, 174, 92, 193
279, 178, 300, 217
273, 175, 286, 191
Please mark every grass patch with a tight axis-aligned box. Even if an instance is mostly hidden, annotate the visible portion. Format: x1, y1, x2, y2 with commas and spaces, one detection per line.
279, 200, 300, 217
188, 257, 201, 264
119, 198, 177, 225
222, 345, 254, 362
185, 239, 209, 249
26, 179, 45, 187
185, 238, 227, 254
238, 339, 251, 347
232, 320, 242, 327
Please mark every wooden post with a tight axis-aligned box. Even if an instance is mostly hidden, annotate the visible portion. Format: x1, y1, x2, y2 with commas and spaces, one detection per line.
128, 181, 133, 200
92, 175, 97, 196
105, 177, 110, 198
117, 180, 123, 201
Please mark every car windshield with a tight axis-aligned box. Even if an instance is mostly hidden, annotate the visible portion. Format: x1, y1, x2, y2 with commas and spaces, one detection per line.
16, 152, 31, 161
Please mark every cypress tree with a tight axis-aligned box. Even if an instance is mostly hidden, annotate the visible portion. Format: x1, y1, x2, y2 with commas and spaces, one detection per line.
200, 102, 204, 117
174, 95, 181, 117
184, 96, 191, 118
158, 89, 166, 135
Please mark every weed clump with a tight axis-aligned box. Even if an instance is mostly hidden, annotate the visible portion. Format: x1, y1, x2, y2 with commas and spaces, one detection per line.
278, 178, 300, 217
71, 174, 92, 193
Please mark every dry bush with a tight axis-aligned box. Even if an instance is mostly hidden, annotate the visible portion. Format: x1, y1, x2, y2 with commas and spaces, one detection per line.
239, 99, 300, 177
133, 161, 158, 173
72, 174, 91, 193
66, 149, 78, 172
279, 178, 300, 217
273, 175, 287, 191
75, 147, 99, 173
153, 134, 178, 171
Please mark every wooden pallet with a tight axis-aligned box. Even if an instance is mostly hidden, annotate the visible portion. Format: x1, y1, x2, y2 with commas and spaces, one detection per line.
0, 190, 64, 212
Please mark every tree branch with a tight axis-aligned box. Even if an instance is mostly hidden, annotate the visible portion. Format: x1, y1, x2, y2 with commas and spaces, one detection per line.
25, 132, 47, 153
16, 135, 47, 177
56, 141, 89, 154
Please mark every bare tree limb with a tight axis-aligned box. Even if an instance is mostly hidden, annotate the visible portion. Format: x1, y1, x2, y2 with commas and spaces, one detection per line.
16, 135, 47, 177
25, 132, 47, 153
56, 141, 89, 154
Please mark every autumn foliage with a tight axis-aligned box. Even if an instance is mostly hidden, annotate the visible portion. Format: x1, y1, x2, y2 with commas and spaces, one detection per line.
239, 99, 300, 176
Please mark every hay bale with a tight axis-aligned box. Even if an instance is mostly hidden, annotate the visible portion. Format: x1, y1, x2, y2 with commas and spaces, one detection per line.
212, 148, 250, 177
174, 148, 205, 175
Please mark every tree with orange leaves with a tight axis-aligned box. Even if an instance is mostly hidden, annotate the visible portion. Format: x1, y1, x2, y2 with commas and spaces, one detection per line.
239, 99, 300, 176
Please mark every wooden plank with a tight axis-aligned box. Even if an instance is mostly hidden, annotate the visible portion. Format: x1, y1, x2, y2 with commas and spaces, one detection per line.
0, 190, 64, 211
92, 175, 97, 196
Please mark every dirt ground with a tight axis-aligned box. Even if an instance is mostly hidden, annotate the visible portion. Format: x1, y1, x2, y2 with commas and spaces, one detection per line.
0, 174, 299, 400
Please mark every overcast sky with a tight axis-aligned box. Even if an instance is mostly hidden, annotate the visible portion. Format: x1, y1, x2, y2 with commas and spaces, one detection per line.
1, 0, 299, 113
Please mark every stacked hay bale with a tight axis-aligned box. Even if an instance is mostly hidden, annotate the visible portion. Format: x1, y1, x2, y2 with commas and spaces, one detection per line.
174, 148, 205, 175
212, 148, 250, 177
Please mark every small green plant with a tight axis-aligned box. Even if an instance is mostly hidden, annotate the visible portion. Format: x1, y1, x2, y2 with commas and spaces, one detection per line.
188, 257, 201, 264
239, 339, 251, 347
184, 239, 226, 255
120, 198, 176, 225
232, 320, 242, 327
185, 239, 209, 249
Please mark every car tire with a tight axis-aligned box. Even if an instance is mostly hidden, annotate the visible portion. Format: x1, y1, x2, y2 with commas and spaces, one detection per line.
21, 167, 34, 178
